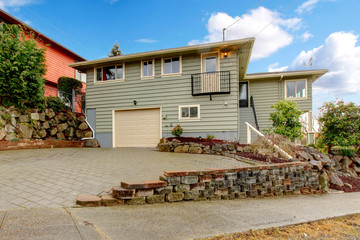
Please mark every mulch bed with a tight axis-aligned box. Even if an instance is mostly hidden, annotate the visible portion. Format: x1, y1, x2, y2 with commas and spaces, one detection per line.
330, 175, 360, 192
236, 152, 291, 164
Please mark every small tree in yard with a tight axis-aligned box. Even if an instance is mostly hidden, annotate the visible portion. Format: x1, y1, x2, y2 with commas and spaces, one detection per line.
318, 100, 360, 152
0, 23, 46, 109
57, 76, 83, 104
267, 100, 303, 141
108, 41, 123, 57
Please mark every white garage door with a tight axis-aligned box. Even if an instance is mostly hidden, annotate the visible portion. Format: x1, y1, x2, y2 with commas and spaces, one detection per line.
114, 108, 161, 147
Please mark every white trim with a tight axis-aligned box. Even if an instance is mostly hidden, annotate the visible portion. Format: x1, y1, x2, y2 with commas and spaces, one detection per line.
161, 55, 182, 76
93, 63, 125, 84
141, 59, 155, 79
285, 79, 308, 100
201, 51, 220, 73
112, 107, 162, 148
178, 105, 201, 121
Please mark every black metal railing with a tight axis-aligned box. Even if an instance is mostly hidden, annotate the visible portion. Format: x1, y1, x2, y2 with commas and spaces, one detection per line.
250, 96, 259, 130
191, 71, 231, 96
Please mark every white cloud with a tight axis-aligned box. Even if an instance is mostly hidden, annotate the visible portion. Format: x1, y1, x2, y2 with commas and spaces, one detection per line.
296, 0, 335, 14
267, 62, 289, 72
278, 32, 360, 95
301, 31, 314, 41
0, 0, 36, 9
189, 7, 302, 60
135, 38, 158, 43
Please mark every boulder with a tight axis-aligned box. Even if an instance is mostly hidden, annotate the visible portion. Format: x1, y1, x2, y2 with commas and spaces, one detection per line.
329, 172, 344, 187
0, 118, 6, 126
42, 121, 50, 129
19, 115, 30, 123
236, 146, 243, 152
39, 112, 46, 122
318, 153, 333, 166
65, 127, 75, 137
57, 123, 68, 132
309, 160, 323, 171
58, 113, 67, 122
158, 143, 171, 152
78, 122, 88, 130
227, 144, 235, 151
67, 112, 77, 120
10, 110, 20, 118
56, 132, 65, 140
333, 155, 343, 162
351, 157, 360, 165
319, 171, 329, 192
5, 123, 15, 133
78, 115, 86, 122
85, 139, 99, 147
0, 127, 6, 140
48, 109, 55, 119
159, 138, 167, 144
344, 183, 353, 189
189, 146, 202, 154
18, 123, 33, 139
48, 119, 56, 127
342, 157, 352, 172
38, 129, 47, 138
83, 131, 93, 138
212, 145, 222, 152
50, 127, 58, 136
10, 116, 16, 127
174, 145, 189, 153
5, 133, 17, 141
30, 113, 39, 121
297, 150, 314, 161
75, 130, 82, 138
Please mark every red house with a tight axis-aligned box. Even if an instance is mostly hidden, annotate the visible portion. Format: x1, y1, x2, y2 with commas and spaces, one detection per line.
0, 9, 86, 97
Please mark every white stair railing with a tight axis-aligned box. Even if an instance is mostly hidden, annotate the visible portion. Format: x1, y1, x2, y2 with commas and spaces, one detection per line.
245, 122, 293, 160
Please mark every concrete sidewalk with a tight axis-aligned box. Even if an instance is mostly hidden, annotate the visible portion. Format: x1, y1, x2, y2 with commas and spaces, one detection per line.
1, 192, 360, 240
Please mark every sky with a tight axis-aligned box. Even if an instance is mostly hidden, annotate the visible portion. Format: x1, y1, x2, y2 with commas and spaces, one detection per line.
1, 0, 360, 118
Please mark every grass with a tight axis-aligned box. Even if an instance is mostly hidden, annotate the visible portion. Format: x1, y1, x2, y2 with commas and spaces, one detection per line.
198, 214, 360, 240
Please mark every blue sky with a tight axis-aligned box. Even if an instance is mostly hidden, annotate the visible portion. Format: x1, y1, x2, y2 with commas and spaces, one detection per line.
1, 0, 360, 117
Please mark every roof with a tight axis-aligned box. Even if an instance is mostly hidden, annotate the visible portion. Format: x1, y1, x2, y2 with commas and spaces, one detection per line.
245, 69, 328, 81
69, 38, 255, 70
0, 9, 86, 61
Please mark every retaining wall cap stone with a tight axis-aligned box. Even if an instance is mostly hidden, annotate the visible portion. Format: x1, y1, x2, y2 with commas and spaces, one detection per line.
164, 170, 199, 177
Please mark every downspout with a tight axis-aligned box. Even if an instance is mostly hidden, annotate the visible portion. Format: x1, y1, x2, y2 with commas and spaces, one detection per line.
279, 74, 284, 100
81, 118, 95, 140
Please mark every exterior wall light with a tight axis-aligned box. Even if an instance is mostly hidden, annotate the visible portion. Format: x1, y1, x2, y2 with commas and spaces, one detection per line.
133, 100, 137, 105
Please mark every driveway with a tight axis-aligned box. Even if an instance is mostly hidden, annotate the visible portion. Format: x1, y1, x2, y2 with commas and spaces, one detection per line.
0, 148, 252, 209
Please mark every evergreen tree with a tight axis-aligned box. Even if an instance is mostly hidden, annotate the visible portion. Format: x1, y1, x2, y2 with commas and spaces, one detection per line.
108, 41, 123, 57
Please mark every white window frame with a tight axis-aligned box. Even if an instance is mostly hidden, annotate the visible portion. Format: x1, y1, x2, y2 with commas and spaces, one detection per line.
201, 52, 220, 73
141, 59, 155, 79
161, 56, 182, 76
178, 105, 200, 121
285, 79, 307, 100
94, 64, 125, 83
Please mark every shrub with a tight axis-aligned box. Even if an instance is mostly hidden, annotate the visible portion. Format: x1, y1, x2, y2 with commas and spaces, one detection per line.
206, 134, 215, 141
0, 23, 46, 109
318, 100, 360, 152
267, 100, 303, 141
172, 124, 183, 138
45, 96, 69, 112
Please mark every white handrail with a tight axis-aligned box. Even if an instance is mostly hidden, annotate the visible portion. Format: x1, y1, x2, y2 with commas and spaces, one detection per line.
245, 122, 293, 160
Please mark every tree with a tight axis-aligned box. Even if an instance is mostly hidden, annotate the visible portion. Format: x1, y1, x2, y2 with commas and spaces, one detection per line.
318, 100, 360, 152
108, 41, 123, 57
267, 100, 303, 141
0, 23, 46, 109
57, 76, 83, 105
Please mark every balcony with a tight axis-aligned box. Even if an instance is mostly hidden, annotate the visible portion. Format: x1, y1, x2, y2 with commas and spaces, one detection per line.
191, 71, 231, 96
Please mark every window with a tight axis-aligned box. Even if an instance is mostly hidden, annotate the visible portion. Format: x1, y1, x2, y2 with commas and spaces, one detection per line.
205, 56, 217, 73
163, 57, 181, 75
286, 80, 307, 98
179, 105, 200, 120
142, 60, 154, 78
239, 82, 249, 108
95, 65, 124, 82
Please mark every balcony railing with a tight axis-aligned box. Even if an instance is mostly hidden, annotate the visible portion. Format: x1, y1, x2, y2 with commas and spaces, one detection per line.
191, 71, 231, 96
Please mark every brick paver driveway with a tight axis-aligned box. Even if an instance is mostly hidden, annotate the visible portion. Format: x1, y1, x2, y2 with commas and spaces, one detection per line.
0, 148, 252, 209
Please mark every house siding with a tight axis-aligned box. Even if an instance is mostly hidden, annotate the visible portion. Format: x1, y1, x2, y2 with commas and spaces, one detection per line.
238, 77, 313, 143
85, 52, 240, 146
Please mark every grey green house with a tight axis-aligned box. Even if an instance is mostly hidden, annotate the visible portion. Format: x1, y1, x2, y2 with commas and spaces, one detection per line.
69, 39, 327, 147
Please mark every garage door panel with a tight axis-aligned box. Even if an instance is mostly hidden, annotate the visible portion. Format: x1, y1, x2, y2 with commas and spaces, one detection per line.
114, 108, 161, 147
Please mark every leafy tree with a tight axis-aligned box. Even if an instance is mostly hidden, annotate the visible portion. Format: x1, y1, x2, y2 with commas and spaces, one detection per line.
57, 76, 83, 104
108, 41, 123, 57
318, 100, 360, 152
267, 100, 303, 141
0, 23, 46, 109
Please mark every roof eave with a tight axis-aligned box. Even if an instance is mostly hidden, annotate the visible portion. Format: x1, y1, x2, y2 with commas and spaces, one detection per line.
244, 69, 328, 81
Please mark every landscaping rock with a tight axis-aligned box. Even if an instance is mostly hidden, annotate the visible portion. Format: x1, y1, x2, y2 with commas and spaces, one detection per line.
30, 113, 39, 121
158, 143, 171, 152
146, 195, 165, 204
65, 127, 74, 137
83, 131, 93, 138
155, 186, 173, 195
181, 176, 198, 184
189, 146, 202, 154
112, 186, 135, 199
56, 132, 65, 140
329, 172, 344, 187
38, 129, 47, 138
125, 197, 146, 205
0, 127, 6, 140
85, 139, 99, 147
174, 145, 189, 153
5, 133, 17, 141
76, 195, 101, 207
50, 127, 58, 136
183, 191, 199, 200
39, 112, 46, 122
166, 192, 184, 202
319, 171, 329, 192
78, 122, 88, 130
101, 195, 124, 206
42, 121, 50, 129
0, 118, 6, 126
19, 115, 29, 123
135, 189, 154, 197
174, 184, 190, 192
18, 123, 33, 139
212, 145, 222, 152
5, 123, 15, 133
57, 123, 68, 132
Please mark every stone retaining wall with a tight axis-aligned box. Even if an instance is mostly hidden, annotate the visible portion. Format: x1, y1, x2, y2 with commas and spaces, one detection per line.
77, 162, 321, 207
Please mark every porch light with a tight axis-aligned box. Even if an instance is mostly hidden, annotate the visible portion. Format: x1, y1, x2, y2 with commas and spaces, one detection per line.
224, 52, 228, 58
133, 100, 137, 105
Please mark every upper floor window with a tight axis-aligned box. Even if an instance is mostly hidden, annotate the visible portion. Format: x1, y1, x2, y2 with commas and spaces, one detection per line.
286, 80, 307, 99
95, 64, 124, 82
142, 60, 154, 78
239, 82, 249, 108
162, 57, 181, 75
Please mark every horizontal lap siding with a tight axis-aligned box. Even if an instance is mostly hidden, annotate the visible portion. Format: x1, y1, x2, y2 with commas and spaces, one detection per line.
247, 77, 313, 132
85, 53, 239, 134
